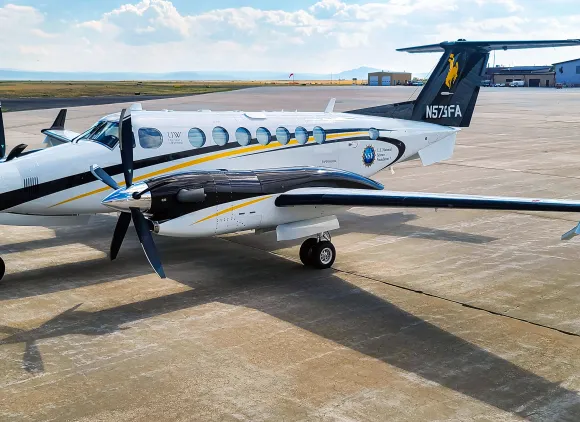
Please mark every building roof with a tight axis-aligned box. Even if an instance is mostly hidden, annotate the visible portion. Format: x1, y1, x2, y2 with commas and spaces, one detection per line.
486, 66, 552, 75
553, 58, 580, 65
368, 71, 411, 75
494, 72, 555, 76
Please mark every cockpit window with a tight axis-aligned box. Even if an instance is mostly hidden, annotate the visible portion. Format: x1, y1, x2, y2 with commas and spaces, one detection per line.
75, 121, 120, 149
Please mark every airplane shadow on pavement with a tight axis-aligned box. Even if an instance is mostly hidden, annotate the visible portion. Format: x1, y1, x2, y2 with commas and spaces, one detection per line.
0, 211, 497, 300
0, 231, 578, 421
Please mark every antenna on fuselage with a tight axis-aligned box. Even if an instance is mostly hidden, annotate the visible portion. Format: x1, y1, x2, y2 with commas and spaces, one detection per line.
325, 98, 336, 113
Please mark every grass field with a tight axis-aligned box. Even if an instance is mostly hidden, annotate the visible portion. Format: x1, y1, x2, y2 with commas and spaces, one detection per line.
0, 81, 262, 98
0, 80, 359, 99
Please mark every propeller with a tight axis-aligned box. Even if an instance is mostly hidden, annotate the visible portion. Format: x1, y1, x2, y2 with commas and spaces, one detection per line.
0, 102, 5, 159
91, 108, 166, 279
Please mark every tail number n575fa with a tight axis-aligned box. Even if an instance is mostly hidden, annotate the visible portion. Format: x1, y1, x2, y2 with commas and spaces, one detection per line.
426, 105, 462, 119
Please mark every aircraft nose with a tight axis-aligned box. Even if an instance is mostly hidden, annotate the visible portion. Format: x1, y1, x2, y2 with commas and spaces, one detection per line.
101, 182, 151, 213
0, 161, 22, 194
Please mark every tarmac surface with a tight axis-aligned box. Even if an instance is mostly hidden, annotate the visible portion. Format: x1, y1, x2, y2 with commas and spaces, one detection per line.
2, 86, 580, 421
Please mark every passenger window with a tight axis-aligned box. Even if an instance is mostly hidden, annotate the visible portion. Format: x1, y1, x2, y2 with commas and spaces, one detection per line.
369, 128, 379, 140
212, 126, 229, 146
188, 128, 206, 148
236, 127, 251, 146
313, 126, 326, 144
276, 127, 290, 145
295, 126, 309, 145
138, 128, 163, 149
256, 127, 271, 145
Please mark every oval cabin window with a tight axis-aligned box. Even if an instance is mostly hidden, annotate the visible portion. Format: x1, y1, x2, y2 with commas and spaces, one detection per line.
236, 127, 252, 146
256, 127, 271, 145
188, 128, 206, 148
213, 126, 229, 146
295, 127, 309, 145
276, 127, 290, 145
313, 126, 326, 144
138, 128, 163, 149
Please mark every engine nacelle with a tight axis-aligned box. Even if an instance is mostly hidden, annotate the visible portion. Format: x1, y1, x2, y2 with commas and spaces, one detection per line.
146, 167, 382, 221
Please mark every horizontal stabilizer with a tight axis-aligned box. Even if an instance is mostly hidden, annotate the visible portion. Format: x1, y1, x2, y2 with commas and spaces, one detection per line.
398, 39, 580, 53
562, 222, 580, 241
41, 129, 79, 146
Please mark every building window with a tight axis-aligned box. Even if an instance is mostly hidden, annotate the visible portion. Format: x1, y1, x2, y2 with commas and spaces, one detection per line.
256, 127, 271, 145
276, 127, 291, 145
295, 126, 309, 145
369, 128, 379, 140
138, 128, 163, 149
212, 126, 229, 146
576, 66, 580, 74
235, 127, 252, 146
188, 128, 205, 148
313, 126, 326, 144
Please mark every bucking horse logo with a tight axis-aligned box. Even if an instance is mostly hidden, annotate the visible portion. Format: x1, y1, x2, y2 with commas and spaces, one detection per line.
445, 53, 459, 89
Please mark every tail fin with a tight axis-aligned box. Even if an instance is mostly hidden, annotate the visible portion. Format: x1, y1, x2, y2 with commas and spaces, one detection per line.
49, 109, 67, 130
348, 39, 580, 127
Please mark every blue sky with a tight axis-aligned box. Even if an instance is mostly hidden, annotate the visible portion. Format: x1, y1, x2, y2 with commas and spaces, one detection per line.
1, 0, 579, 73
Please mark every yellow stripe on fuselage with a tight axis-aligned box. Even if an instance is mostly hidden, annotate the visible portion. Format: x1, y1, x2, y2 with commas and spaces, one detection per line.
50, 131, 367, 208
192, 195, 272, 225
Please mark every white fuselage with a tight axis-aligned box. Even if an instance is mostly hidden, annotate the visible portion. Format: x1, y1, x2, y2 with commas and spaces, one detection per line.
0, 110, 457, 217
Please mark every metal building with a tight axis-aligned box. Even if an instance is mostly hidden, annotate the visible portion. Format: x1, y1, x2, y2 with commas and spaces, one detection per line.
368, 72, 412, 86
485, 66, 555, 87
554, 58, 580, 87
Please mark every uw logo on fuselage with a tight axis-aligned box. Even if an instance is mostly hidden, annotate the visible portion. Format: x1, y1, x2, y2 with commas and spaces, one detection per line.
445, 53, 459, 90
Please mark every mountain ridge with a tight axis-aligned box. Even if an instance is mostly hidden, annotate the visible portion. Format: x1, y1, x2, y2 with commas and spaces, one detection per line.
0, 66, 384, 81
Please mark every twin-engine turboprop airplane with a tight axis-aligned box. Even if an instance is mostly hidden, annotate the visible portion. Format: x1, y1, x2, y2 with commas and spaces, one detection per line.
0, 39, 580, 280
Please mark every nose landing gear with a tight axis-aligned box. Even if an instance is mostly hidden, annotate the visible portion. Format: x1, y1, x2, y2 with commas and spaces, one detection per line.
299, 232, 336, 269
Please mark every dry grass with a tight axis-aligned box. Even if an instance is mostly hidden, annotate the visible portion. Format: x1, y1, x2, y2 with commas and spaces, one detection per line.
0, 80, 360, 98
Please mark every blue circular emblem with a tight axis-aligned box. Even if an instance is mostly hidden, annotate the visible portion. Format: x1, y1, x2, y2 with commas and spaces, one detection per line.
362, 145, 376, 167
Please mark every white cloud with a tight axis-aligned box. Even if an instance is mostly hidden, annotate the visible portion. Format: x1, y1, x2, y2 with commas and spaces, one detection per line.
0, 0, 579, 74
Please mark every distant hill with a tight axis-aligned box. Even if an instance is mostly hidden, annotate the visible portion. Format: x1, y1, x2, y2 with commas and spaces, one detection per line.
0, 66, 384, 81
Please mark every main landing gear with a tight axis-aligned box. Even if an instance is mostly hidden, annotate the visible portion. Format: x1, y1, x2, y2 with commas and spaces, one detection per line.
299, 232, 336, 269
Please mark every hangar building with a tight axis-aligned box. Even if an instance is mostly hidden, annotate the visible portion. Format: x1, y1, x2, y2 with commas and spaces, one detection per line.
554, 58, 580, 87
368, 71, 412, 86
485, 66, 555, 87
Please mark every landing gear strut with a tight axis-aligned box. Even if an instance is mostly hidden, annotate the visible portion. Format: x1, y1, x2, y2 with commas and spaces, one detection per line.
0, 257, 5, 282
299, 232, 336, 269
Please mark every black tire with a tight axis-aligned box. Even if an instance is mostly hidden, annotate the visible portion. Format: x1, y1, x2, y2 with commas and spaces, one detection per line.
311, 241, 336, 269
0, 257, 5, 282
299, 238, 318, 266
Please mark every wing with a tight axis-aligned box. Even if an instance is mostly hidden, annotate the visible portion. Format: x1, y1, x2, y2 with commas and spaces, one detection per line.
275, 188, 580, 240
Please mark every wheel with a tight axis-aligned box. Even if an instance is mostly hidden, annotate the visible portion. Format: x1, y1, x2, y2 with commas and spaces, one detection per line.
299, 238, 318, 266
0, 257, 5, 281
311, 241, 336, 269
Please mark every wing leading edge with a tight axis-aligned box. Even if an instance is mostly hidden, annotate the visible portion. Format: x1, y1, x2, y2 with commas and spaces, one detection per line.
275, 188, 580, 240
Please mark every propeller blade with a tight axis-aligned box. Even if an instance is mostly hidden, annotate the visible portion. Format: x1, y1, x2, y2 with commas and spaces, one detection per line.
4, 144, 27, 162
0, 102, 5, 159
90, 164, 120, 190
110, 212, 132, 260
130, 208, 166, 279
118, 109, 134, 187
